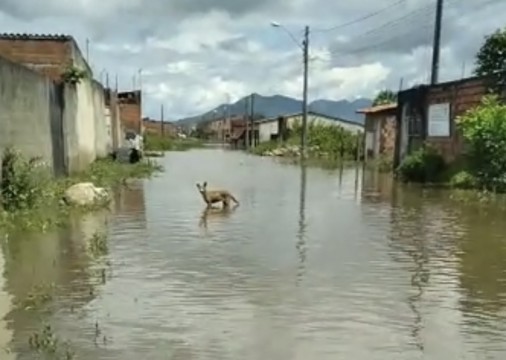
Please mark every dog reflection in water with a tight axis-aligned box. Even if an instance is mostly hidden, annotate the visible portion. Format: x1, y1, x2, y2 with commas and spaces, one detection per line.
199, 204, 239, 228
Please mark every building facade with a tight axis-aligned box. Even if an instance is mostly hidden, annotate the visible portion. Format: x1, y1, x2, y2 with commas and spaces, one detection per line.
256, 111, 364, 143
357, 103, 397, 161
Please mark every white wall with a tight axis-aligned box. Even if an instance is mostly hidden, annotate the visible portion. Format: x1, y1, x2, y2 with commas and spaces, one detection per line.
286, 114, 364, 134
259, 120, 279, 143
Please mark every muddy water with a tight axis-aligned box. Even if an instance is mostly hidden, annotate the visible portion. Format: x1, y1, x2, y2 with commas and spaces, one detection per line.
2, 148, 506, 359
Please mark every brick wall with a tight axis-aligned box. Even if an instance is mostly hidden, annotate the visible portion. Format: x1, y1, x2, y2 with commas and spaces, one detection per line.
118, 91, 142, 133
380, 115, 396, 156
425, 77, 490, 162
0, 38, 71, 81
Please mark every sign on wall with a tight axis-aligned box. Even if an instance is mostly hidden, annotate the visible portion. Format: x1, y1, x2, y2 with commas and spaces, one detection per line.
427, 102, 450, 137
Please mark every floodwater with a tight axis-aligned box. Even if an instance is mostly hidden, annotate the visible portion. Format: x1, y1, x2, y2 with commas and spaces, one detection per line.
2, 148, 506, 359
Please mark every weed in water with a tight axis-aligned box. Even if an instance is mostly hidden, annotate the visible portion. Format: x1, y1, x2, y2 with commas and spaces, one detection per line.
0, 147, 162, 234
87, 231, 108, 257
15, 283, 57, 311
28, 323, 75, 359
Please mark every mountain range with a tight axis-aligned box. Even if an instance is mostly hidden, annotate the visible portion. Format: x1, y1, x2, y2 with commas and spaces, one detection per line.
176, 94, 372, 127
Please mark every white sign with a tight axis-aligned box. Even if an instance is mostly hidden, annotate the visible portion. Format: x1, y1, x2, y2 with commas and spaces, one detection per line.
428, 102, 450, 137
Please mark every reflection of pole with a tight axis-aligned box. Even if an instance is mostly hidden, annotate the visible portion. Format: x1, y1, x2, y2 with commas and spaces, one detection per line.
301, 26, 309, 160
245, 96, 250, 150
296, 161, 308, 284
250, 94, 256, 147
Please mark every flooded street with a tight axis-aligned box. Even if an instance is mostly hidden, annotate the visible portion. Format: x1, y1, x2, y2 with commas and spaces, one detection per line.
2, 148, 506, 359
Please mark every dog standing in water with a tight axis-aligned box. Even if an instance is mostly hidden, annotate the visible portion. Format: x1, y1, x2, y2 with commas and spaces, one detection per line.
196, 182, 239, 208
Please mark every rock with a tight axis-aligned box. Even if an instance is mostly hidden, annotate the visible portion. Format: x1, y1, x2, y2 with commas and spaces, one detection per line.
63, 182, 110, 207
272, 148, 285, 156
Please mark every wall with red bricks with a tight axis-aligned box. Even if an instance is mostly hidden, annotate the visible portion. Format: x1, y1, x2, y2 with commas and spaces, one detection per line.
425, 77, 490, 162
0, 38, 71, 81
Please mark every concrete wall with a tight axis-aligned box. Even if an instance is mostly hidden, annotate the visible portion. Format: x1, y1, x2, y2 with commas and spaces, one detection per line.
63, 78, 111, 173
0, 56, 114, 176
0, 56, 57, 172
258, 120, 279, 143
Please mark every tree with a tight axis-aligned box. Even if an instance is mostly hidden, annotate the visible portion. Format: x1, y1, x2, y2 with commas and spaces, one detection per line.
474, 27, 506, 93
372, 89, 397, 106
456, 95, 506, 191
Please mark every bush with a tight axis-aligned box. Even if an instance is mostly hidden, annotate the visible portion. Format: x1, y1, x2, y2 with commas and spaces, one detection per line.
291, 120, 360, 159
456, 95, 506, 191
396, 146, 446, 183
449, 170, 478, 189
0, 147, 53, 211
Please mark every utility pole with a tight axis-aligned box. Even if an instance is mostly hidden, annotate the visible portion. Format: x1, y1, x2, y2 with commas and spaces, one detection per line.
301, 25, 309, 160
244, 96, 250, 149
161, 104, 165, 137
250, 93, 255, 147
430, 0, 444, 85
85, 38, 90, 63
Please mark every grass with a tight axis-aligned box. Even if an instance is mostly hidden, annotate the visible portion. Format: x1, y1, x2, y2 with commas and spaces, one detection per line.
0, 149, 163, 234
144, 133, 204, 152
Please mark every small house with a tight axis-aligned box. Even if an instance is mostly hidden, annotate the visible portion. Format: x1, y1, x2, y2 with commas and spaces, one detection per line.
357, 103, 397, 161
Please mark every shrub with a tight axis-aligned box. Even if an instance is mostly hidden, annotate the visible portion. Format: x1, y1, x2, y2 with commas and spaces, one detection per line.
396, 146, 446, 183
456, 95, 506, 191
449, 170, 478, 189
291, 120, 360, 158
0, 147, 53, 211
61, 65, 87, 85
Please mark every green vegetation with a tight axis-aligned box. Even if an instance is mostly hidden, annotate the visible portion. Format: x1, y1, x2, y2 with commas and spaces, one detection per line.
396, 146, 446, 183
397, 95, 506, 193
372, 89, 397, 106
29, 324, 75, 359
87, 231, 109, 257
143, 133, 204, 151
0, 148, 162, 233
251, 121, 362, 161
61, 65, 87, 85
455, 95, 506, 192
474, 27, 506, 93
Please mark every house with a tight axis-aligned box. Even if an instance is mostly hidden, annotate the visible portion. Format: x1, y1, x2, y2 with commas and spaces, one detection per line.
118, 90, 142, 134
228, 119, 260, 148
255, 111, 364, 143
394, 76, 502, 167
357, 103, 397, 161
142, 117, 178, 137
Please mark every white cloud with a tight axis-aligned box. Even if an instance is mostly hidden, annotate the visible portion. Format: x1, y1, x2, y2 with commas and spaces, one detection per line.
1, 0, 505, 119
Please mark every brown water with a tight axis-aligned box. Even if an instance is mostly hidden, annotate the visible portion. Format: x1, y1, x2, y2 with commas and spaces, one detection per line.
1, 148, 506, 359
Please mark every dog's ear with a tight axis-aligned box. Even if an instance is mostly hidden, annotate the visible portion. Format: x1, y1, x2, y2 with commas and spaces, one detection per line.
196, 183, 200, 188
203, 181, 207, 188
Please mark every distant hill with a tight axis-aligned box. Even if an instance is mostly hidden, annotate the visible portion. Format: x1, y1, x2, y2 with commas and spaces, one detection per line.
176, 93, 372, 127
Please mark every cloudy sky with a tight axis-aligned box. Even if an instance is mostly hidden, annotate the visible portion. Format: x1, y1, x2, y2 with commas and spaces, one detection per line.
0, 0, 504, 119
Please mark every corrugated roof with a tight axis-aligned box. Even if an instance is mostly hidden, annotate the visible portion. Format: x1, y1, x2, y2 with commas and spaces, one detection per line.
356, 103, 397, 114
0, 33, 73, 41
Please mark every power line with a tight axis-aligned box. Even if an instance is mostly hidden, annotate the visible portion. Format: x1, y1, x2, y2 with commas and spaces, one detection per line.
313, 0, 408, 33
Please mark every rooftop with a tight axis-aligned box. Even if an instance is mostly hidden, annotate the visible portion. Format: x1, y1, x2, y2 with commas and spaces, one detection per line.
0, 33, 73, 41
255, 110, 360, 126
356, 103, 397, 114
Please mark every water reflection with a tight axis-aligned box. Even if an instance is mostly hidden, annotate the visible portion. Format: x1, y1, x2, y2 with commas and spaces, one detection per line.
296, 162, 307, 284
4, 154, 506, 358
199, 204, 239, 230
112, 180, 147, 229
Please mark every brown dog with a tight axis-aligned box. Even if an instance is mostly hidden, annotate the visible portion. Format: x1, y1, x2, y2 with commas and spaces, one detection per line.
196, 181, 239, 208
